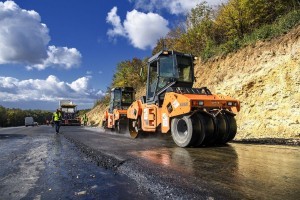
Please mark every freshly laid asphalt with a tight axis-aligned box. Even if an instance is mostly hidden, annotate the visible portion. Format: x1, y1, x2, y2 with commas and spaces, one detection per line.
0, 126, 152, 200
1, 125, 299, 199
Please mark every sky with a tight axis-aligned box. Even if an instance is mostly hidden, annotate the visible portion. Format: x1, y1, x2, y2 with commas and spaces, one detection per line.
0, 0, 225, 111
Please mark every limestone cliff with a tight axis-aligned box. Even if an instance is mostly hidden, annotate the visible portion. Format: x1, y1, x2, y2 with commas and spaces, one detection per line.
194, 25, 300, 139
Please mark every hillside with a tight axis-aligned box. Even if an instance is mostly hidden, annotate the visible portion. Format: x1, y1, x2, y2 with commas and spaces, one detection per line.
87, 25, 300, 141
194, 25, 300, 140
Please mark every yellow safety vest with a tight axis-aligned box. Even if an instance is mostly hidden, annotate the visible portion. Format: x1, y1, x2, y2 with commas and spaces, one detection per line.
83, 115, 88, 122
53, 112, 62, 121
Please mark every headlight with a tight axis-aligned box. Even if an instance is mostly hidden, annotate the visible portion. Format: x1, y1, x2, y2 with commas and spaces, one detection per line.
192, 101, 204, 106
227, 102, 237, 106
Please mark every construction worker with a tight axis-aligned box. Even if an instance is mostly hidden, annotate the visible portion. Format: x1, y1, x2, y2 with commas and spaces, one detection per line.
52, 109, 62, 134
82, 113, 88, 126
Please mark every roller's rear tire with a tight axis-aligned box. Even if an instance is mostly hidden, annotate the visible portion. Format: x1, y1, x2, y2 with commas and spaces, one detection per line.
115, 120, 120, 133
215, 113, 229, 144
102, 121, 108, 131
215, 113, 237, 144
193, 114, 205, 146
224, 114, 237, 142
116, 119, 127, 134
195, 113, 216, 146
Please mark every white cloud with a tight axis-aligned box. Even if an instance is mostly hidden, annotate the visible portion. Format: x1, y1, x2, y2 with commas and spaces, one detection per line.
0, 75, 104, 108
130, 0, 226, 15
106, 7, 169, 49
0, 1, 81, 70
0, 1, 49, 64
106, 7, 126, 37
67, 77, 89, 92
124, 10, 169, 49
27, 46, 82, 70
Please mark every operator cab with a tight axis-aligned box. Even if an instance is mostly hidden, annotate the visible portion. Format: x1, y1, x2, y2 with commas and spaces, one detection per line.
146, 50, 194, 104
109, 87, 134, 113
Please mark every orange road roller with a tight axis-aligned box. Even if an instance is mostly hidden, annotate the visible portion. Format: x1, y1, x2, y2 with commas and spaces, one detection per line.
127, 50, 240, 147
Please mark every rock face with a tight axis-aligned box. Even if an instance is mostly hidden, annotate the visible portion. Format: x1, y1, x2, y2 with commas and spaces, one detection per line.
88, 25, 300, 140
85, 104, 107, 126
194, 25, 300, 139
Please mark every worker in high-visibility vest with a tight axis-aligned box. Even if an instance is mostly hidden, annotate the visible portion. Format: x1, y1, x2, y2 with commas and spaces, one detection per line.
82, 113, 88, 126
52, 109, 62, 134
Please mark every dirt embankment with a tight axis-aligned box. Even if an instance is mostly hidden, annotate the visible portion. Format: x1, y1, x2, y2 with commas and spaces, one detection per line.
194, 25, 300, 140
85, 104, 107, 126
87, 25, 300, 141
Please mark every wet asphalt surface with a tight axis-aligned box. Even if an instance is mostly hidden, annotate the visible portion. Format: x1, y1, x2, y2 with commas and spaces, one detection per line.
0, 126, 152, 200
0, 126, 299, 200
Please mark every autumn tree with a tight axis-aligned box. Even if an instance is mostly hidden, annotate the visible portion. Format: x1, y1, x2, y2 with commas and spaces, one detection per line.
183, 2, 216, 56
112, 58, 147, 89
152, 26, 186, 55
215, 0, 299, 40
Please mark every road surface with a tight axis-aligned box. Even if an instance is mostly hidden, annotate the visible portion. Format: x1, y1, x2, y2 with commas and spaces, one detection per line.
0, 126, 299, 199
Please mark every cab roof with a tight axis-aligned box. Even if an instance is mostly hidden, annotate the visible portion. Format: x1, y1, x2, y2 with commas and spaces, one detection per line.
148, 50, 193, 63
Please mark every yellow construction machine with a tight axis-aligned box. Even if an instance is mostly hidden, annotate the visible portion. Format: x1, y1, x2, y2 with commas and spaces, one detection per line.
127, 50, 240, 147
59, 100, 81, 126
102, 87, 135, 133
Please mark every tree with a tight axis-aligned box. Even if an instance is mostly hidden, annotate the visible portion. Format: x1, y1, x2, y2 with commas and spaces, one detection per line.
215, 0, 299, 40
186, 1, 213, 29
0, 106, 52, 127
112, 58, 147, 89
152, 2, 216, 56
0, 106, 7, 127
183, 2, 216, 56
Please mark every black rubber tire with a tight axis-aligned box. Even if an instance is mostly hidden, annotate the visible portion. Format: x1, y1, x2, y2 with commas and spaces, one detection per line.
193, 114, 205, 146
215, 113, 230, 144
116, 119, 127, 134
103, 121, 108, 130
171, 115, 198, 147
115, 120, 120, 133
196, 113, 216, 146
224, 114, 237, 142
128, 118, 142, 138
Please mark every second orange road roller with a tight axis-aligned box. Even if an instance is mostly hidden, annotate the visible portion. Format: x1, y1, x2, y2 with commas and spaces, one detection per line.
102, 87, 135, 133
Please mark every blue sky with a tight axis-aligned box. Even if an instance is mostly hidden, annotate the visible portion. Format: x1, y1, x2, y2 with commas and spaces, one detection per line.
0, 0, 224, 110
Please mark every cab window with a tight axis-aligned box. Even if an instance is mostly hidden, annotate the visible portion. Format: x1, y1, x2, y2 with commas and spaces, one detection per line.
177, 55, 193, 83
147, 61, 158, 100
122, 92, 133, 104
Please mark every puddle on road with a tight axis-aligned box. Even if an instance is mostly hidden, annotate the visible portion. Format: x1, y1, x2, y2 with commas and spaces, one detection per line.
130, 144, 300, 199
130, 147, 194, 174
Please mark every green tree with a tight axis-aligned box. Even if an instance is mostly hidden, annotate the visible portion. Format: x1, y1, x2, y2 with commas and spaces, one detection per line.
0, 106, 52, 127
112, 58, 147, 89
6, 109, 25, 126
155, 27, 188, 54
215, 0, 299, 40
183, 2, 216, 56
0, 105, 7, 127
